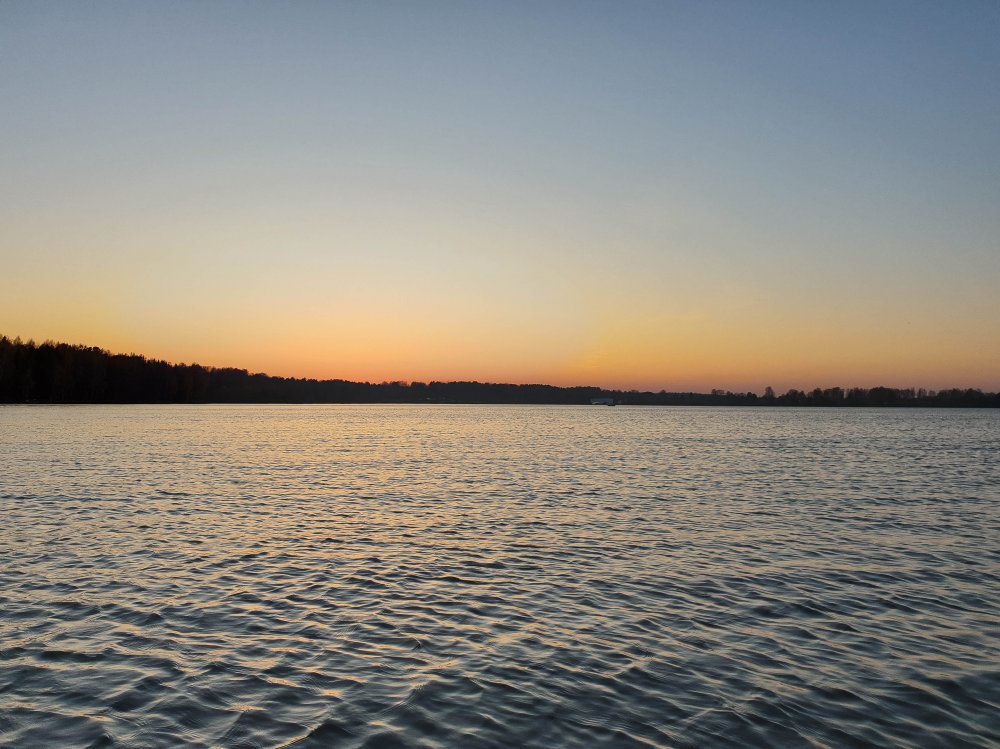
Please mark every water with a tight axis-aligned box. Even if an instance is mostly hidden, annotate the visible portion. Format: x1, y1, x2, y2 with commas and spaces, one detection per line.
1, 405, 998, 748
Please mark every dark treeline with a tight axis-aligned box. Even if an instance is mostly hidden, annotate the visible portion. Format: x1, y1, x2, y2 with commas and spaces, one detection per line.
1, 336, 997, 406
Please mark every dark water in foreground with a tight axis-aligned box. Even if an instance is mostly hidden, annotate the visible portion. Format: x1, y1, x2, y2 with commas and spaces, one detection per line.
1, 405, 998, 748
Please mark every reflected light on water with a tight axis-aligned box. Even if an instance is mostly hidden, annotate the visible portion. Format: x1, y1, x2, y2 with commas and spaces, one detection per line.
1, 405, 998, 748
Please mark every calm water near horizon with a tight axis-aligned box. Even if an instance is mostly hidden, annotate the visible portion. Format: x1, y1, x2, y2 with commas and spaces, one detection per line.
1, 405, 998, 748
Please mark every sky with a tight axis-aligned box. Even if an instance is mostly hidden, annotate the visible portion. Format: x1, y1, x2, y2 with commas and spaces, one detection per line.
2, 1, 998, 392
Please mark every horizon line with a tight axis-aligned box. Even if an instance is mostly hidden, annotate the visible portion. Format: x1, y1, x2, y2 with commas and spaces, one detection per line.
3, 333, 996, 399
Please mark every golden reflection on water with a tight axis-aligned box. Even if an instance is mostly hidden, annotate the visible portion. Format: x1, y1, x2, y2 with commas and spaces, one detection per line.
1, 405, 998, 748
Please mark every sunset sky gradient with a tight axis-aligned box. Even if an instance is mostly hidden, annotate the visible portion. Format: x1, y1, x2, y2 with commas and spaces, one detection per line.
2, 2, 998, 391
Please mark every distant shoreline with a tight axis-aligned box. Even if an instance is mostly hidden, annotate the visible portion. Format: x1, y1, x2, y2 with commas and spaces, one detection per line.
2, 335, 997, 407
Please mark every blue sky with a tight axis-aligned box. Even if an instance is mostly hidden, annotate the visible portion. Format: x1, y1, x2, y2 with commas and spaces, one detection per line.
2, 1, 998, 389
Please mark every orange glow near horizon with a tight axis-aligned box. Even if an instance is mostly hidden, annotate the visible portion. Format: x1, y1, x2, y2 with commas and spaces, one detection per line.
3, 217, 997, 394
3, 220, 998, 393
4, 296, 998, 394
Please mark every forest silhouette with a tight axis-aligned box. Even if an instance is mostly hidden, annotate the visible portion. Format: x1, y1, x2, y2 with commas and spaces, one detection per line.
1, 335, 997, 407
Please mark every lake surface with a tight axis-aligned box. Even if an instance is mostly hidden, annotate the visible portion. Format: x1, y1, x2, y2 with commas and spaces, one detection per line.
1, 405, 998, 748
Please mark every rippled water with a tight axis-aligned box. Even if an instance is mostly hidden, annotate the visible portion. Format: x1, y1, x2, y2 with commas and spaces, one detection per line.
1, 405, 998, 748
